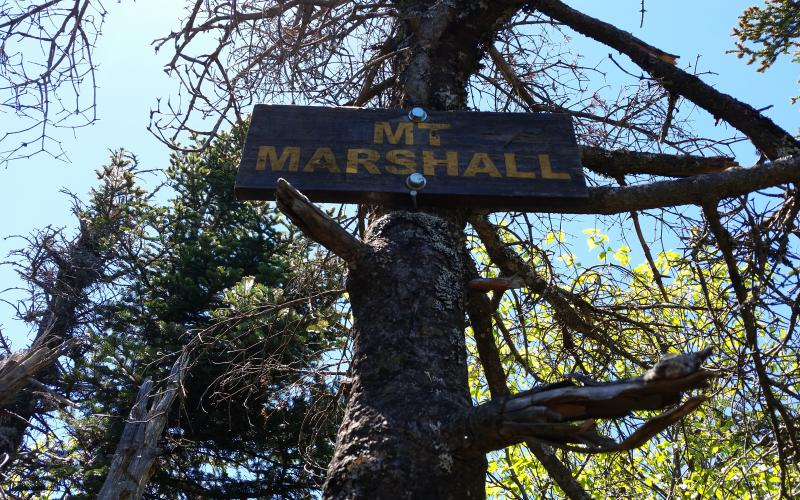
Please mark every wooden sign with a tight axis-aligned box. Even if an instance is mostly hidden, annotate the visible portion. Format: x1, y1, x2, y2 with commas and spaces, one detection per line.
235, 105, 587, 209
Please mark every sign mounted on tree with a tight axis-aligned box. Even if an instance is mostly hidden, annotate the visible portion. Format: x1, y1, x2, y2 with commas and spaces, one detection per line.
235, 105, 587, 209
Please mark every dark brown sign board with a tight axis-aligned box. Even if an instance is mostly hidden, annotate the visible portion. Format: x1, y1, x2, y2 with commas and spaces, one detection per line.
235, 105, 587, 209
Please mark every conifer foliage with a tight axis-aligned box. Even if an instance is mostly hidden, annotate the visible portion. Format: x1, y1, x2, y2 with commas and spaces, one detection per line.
2, 126, 345, 497
1, 0, 800, 498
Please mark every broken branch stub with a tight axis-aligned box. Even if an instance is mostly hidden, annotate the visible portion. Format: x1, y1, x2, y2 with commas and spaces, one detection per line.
467, 275, 526, 292
0, 338, 62, 407
275, 178, 367, 268
448, 349, 717, 455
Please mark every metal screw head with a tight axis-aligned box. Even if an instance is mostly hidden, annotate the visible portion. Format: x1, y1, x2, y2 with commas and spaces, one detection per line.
408, 107, 428, 122
405, 172, 427, 190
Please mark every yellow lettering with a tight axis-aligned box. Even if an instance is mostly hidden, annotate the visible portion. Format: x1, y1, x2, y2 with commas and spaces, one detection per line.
303, 147, 341, 173
464, 153, 501, 177
504, 153, 535, 179
385, 149, 416, 175
423, 151, 459, 176
539, 154, 571, 180
257, 146, 300, 172
347, 149, 381, 174
373, 122, 414, 145
417, 123, 451, 146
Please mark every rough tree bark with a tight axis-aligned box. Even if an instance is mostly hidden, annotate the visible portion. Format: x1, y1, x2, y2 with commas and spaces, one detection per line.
324, 211, 487, 498
277, 180, 486, 498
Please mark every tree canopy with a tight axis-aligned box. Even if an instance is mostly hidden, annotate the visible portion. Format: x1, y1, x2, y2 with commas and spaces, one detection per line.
1, 0, 799, 498
3, 129, 345, 497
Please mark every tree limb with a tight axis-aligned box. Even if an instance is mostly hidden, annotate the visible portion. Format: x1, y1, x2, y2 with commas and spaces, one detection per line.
531, 0, 800, 160
346, 76, 398, 107
581, 154, 800, 214
479, 154, 800, 214
98, 352, 189, 500
488, 44, 546, 112
448, 352, 716, 455
275, 178, 367, 268
580, 146, 737, 178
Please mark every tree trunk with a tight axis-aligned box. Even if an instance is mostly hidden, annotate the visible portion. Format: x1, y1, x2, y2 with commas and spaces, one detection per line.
323, 211, 486, 499
0, 231, 103, 467
274, 2, 719, 496
319, 3, 517, 492
277, 179, 715, 498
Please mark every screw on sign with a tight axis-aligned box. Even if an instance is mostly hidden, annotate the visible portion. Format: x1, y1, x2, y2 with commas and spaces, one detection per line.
407, 107, 428, 123
404, 171, 428, 209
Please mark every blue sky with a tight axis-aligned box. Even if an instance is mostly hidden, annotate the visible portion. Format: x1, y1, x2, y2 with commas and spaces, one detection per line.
571, 0, 797, 163
1, 0, 797, 349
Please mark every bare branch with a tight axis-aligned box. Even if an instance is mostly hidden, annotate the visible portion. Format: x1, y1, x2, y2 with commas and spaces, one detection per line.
702, 203, 799, 464
0, 0, 106, 165
275, 178, 367, 267
580, 146, 737, 178
531, 0, 800, 159
449, 352, 716, 455
473, 154, 800, 215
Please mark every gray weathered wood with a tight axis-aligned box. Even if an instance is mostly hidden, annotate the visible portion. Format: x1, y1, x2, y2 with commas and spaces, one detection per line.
98, 352, 188, 500
447, 362, 716, 456
0, 338, 60, 407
